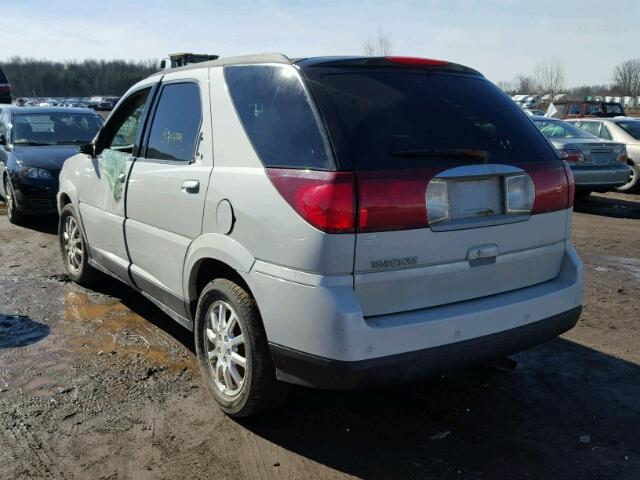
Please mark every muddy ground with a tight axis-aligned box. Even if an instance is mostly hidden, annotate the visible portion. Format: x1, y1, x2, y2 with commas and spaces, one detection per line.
0, 192, 639, 480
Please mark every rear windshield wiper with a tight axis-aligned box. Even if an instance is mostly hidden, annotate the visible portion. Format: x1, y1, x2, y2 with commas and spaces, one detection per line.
390, 148, 488, 159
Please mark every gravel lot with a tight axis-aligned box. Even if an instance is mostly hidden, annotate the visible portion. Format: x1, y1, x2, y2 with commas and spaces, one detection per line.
0, 192, 639, 480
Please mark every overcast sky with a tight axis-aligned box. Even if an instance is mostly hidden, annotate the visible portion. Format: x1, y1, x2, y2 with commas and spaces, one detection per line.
1, 0, 638, 87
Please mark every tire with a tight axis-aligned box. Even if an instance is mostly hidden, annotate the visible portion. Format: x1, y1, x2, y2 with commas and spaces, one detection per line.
4, 176, 24, 225
194, 278, 286, 417
58, 204, 97, 285
574, 190, 591, 202
617, 162, 639, 193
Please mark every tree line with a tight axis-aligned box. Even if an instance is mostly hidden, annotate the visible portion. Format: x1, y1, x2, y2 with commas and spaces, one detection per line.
0, 57, 159, 97
498, 58, 640, 99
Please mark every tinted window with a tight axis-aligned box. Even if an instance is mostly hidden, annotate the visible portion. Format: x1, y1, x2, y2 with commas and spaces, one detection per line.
617, 120, 640, 140
12, 113, 102, 145
102, 88, 151, 154
306, 70, 556, 170
579, 122, 601, 137
225, 65, 332, 169
145, 83, 202, 162
604, 103, 624, 115
0, 67, 7, 84
534, 119, 594, 139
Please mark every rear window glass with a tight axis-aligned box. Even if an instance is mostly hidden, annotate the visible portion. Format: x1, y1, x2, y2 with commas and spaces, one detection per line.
617, 120, 640, 140
305, 71, 556, 170
604, 103, 624, 115
224, 65, 333, 170
534, 119, 594, 139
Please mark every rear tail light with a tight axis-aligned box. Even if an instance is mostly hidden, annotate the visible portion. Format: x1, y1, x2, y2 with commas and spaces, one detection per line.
0, 84, 11, 94
557, 149, 584, 163
617, 149, 628, 163
266, 168, 355, 233
268, 161, 571, 234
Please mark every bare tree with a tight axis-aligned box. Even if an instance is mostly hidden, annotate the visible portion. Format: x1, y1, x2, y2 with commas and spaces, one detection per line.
512, 75, 538, 94
496, 80, 513, 94
534, 58, 566, 99
363, 29, 393, 56
613, 59, 640, 97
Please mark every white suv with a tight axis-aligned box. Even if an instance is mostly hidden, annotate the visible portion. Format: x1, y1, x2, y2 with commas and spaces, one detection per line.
57, 54, 583, 416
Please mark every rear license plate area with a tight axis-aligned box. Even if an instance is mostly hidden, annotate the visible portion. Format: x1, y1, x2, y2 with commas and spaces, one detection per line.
447, 177, 503, 220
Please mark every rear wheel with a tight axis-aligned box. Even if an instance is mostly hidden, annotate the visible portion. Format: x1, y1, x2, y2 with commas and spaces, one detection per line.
194, 278, 286, 417
58, 204, 97, 284
4, 176, 24, 225
617, 162, 639, 193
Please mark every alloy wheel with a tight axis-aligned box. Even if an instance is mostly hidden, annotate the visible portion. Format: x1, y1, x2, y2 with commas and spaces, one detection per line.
205, 300, 247, 398
62, 215, 83, 273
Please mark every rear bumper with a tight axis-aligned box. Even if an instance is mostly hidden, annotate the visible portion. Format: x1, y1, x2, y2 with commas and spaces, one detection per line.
571, 164, 631, 190
270, 306, 581, 389
248, 244, 583, 388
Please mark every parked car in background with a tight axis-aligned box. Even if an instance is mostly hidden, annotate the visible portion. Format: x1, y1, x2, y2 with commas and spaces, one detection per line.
566, 117, 640, 192
57, 54, 582, 417
552, 101, 625, 119
524, 109, 546, 116
0, 107, 103, 224
95, 97, 120, 111
532, 116, 630, 200
0, 65, 11, 104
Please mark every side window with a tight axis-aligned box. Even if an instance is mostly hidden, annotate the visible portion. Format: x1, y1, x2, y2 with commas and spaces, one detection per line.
600, 124, 613, 140
580, 122, 601, 137
144, 83, 202, 162
99, 88, 151, 154
224, 65, 332, 169
569, 104, 581, 115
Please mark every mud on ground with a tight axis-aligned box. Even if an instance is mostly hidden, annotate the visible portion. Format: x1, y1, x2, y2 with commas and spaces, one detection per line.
0, 192, 639, 480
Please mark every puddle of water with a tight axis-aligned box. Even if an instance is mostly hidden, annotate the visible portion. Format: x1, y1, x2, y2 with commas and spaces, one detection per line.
63, 291, 195, 373
0, 315, 50, 348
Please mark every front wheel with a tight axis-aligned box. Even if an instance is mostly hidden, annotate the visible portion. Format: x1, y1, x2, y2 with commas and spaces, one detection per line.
58, 204, 97, 284
4, 176, 24, 225
617, 163, 639, 193
194, 278, 286, 417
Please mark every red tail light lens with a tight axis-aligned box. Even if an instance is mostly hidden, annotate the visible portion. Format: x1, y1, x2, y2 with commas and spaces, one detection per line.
385, 56, 449, 67
526, 162, 572, 213
266, 168, 355, 233
357, 169, 441, 232
0, 84, 11, 94
557, 149, 584, 163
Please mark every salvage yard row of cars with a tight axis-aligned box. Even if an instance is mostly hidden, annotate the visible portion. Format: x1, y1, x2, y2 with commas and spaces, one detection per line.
0, 54, 635, 417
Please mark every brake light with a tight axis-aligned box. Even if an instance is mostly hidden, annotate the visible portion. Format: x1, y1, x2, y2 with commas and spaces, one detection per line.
266, 168, 355, 233
557, 149, 584, 163
617, 149, 628, 163
0, 84, 10, 94
526, 162, 572, 213
357, 169, 439, 232
385, 56, 449, 67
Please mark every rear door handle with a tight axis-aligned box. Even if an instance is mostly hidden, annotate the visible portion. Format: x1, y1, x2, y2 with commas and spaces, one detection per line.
181, 180, 200, 194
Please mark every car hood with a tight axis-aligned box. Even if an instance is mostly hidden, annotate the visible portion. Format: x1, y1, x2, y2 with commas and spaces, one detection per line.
13, 145, 80, 170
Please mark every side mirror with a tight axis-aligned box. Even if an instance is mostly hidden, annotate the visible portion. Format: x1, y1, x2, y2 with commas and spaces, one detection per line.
80, 142, 96, 156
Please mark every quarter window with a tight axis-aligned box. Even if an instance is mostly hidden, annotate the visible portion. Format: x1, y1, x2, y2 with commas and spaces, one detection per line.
600, 124, 613, 140
144, 83, 202, 162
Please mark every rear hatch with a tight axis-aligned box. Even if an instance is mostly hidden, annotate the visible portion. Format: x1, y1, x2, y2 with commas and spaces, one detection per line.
301, 58, 573, 317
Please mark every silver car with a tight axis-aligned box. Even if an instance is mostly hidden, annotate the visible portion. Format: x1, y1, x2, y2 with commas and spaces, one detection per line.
532, 116, 630, 200
57, 54, 583, 416
566, 117, 640, 192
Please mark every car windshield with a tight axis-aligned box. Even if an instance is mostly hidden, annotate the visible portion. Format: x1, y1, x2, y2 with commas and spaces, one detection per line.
604, 103, 624, 115
533, 119, 594, 139
304, 69, 556, 169
616, 120, 640, 140
12, 113, 103, 145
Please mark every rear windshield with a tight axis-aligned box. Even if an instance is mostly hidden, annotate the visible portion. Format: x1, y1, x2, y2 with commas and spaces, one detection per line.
616, 121, 640, 140
534, 119, 594, 140
604, 103, 624, 115
304, 70, 557, 170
